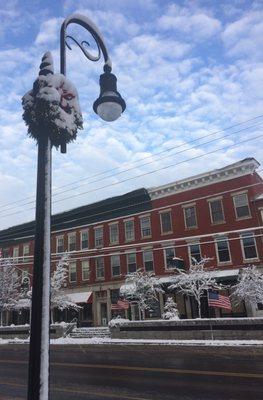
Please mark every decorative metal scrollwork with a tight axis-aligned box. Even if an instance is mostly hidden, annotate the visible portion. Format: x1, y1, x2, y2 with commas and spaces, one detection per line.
65, 35, 101, 62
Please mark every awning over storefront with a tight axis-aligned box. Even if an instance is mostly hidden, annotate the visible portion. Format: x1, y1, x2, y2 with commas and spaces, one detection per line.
67, 291, 93, 304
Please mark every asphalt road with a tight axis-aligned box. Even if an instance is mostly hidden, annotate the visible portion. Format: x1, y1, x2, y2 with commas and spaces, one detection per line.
0, 343, 263, 400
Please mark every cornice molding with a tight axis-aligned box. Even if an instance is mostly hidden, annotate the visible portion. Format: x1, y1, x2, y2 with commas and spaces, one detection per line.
149, 158, 260, 200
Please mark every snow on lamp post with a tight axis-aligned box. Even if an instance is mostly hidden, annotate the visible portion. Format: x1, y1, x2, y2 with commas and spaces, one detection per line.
22, 14, 125, 400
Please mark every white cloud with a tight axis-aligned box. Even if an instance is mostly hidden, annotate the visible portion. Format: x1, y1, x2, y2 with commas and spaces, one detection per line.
35, 17, 63, 45
158, 4, 222, 40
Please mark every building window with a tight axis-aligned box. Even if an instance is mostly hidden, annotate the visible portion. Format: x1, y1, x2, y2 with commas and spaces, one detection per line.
23, 244, 30, 262
94, 227, 103, 248
189, 243, 201, 264
140, 216, 151, 238
111, 255, 121, 277
127, 252, 136, 273
143, 250, 154, 272
56, 236, 64, 253
184, 206, 197, 229
233, 193, 250, 219
13, 247, 19, 263
160, 211, 172, 234
21, 270, 30, 291
241, 232, 258, 260
68, 233, 76, 252
164, 247, 176, 269
80, 230, 89, 249
209, 199, 225, 224
69, 262, 77, 283
109, 223, 119, 244
2, 248, 9, 258
81, 260, 90, 281
216, 237, 231, 263
95, 257, 105, 279
124, 220, 135, 241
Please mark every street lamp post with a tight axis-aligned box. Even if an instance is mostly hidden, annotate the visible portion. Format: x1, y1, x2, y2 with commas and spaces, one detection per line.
22, 14, 126, 400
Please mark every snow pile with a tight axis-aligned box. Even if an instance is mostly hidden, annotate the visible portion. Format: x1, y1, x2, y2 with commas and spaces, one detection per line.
22, 52, 83, 147
109, 317, 129, 328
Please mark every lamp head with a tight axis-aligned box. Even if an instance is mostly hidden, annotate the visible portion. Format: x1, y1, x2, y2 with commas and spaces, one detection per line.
93, 65, 126, 122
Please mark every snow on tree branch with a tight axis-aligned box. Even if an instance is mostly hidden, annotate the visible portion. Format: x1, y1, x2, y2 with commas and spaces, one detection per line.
162, 297, 179, 320
22, 52, 83, 147
169, 258, 223, 318
0, 258, 20, 326
231, 265, 263, 306
121, 269, 163, 319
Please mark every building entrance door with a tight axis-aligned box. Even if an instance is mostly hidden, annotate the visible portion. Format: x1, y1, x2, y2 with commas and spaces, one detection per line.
100, 303, 108, 326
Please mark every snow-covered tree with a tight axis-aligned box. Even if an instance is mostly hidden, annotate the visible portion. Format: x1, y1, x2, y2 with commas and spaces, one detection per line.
169, 258, 222, 318
231, 265, 263, 306
162, 297, 179, 320
121, 269, 163, 320
50, 254, 80, 323
0, 258, 19, 325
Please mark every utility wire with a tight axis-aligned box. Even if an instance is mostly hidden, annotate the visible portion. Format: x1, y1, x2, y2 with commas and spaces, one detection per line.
1, 114, 262, 211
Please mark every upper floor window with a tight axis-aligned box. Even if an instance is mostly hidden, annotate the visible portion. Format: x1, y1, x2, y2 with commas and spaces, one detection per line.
233, 193, 250, 219
109, 223, 119, 244
241, 232, 258, 260
164, 247, 176, 270
183, 205, 197, 229
80, 230, 89, 249
95, 257, 104, 279
209, 199, 225, 224
124, 220, 135, 241
189, 243, 201, 264
56, 236, 64, 253
2, 248, 9, 258
126, 252, 136, 274
160, 211, 172, 234
94, 227, 103, 248
68, 232, 76, 252
143, 249, 154, 272
216, 237, 231, 263
69, 262, 77, 283
13, 247, 19, 263
140, 216, 151, 238
23, 244, 30, 262
81, 260, 90, 281
111, 255, 121, 277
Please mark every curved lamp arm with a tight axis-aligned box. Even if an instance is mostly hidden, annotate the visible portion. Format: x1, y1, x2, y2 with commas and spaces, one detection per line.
60, 13, 112, 75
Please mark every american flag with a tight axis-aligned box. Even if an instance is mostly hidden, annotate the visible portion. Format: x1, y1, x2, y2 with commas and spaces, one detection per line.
208, 291, 232, 311
111, 299, 129, 310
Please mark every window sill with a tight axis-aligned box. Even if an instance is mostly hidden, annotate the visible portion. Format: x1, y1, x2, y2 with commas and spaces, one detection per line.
95, 277, 105, 282
141, 235, 152, 240
185, 226, 198, 230
242, 257, 259, 263
235, 215, 252, 221
161, 231, 173, 236
125, 238, 135, 243
109, 242, 119, 246
217, 261, 232, 266
211, 221, 226, 225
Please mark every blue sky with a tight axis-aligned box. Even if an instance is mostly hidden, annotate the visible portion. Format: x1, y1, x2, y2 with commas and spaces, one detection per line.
0, 0, 262, 229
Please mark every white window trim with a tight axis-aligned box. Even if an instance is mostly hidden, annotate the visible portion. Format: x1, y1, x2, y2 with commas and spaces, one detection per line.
208, 198, 225, 225
159, 210, 173, 235
164, 247, 176, 270
183, 205, 198, 229
140, 215, 152, 238
56, 235, 64, 253
240, 233, 259, 261
94, 226, 104, 248
233, 192, 251, 220
69, 262, 77, 283
126, 252, 137, 273
215, 237, 232, 265
13, 246, 19, 262
111, 255, 121, 277
68, 232, 76, 252
188, 243, 201, 266
81, 260, 90, 281
109, 223, 119, 245
95, 258, 105, 280
143, 249, 154, 272
80, 230, 89, 250
124, 219, 135, 242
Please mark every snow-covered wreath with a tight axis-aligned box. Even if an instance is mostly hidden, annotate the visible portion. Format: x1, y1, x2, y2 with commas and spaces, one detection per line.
22, 52, 83, 147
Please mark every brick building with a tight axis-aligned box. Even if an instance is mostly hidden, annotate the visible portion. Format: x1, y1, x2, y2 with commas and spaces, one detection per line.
0, 158, 262, 325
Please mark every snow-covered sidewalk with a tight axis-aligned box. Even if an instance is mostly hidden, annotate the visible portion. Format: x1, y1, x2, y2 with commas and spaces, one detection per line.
1, 336, 263, 347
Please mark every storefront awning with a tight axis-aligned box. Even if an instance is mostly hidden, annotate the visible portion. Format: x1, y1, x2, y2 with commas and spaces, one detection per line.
67, 291, 93, 304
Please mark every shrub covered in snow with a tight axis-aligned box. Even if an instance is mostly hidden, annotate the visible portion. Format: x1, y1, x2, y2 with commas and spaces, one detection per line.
162, 297, 179, 320
108, 316, 129, 328
22, 52, 83, 147
232, 266, 263, 306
